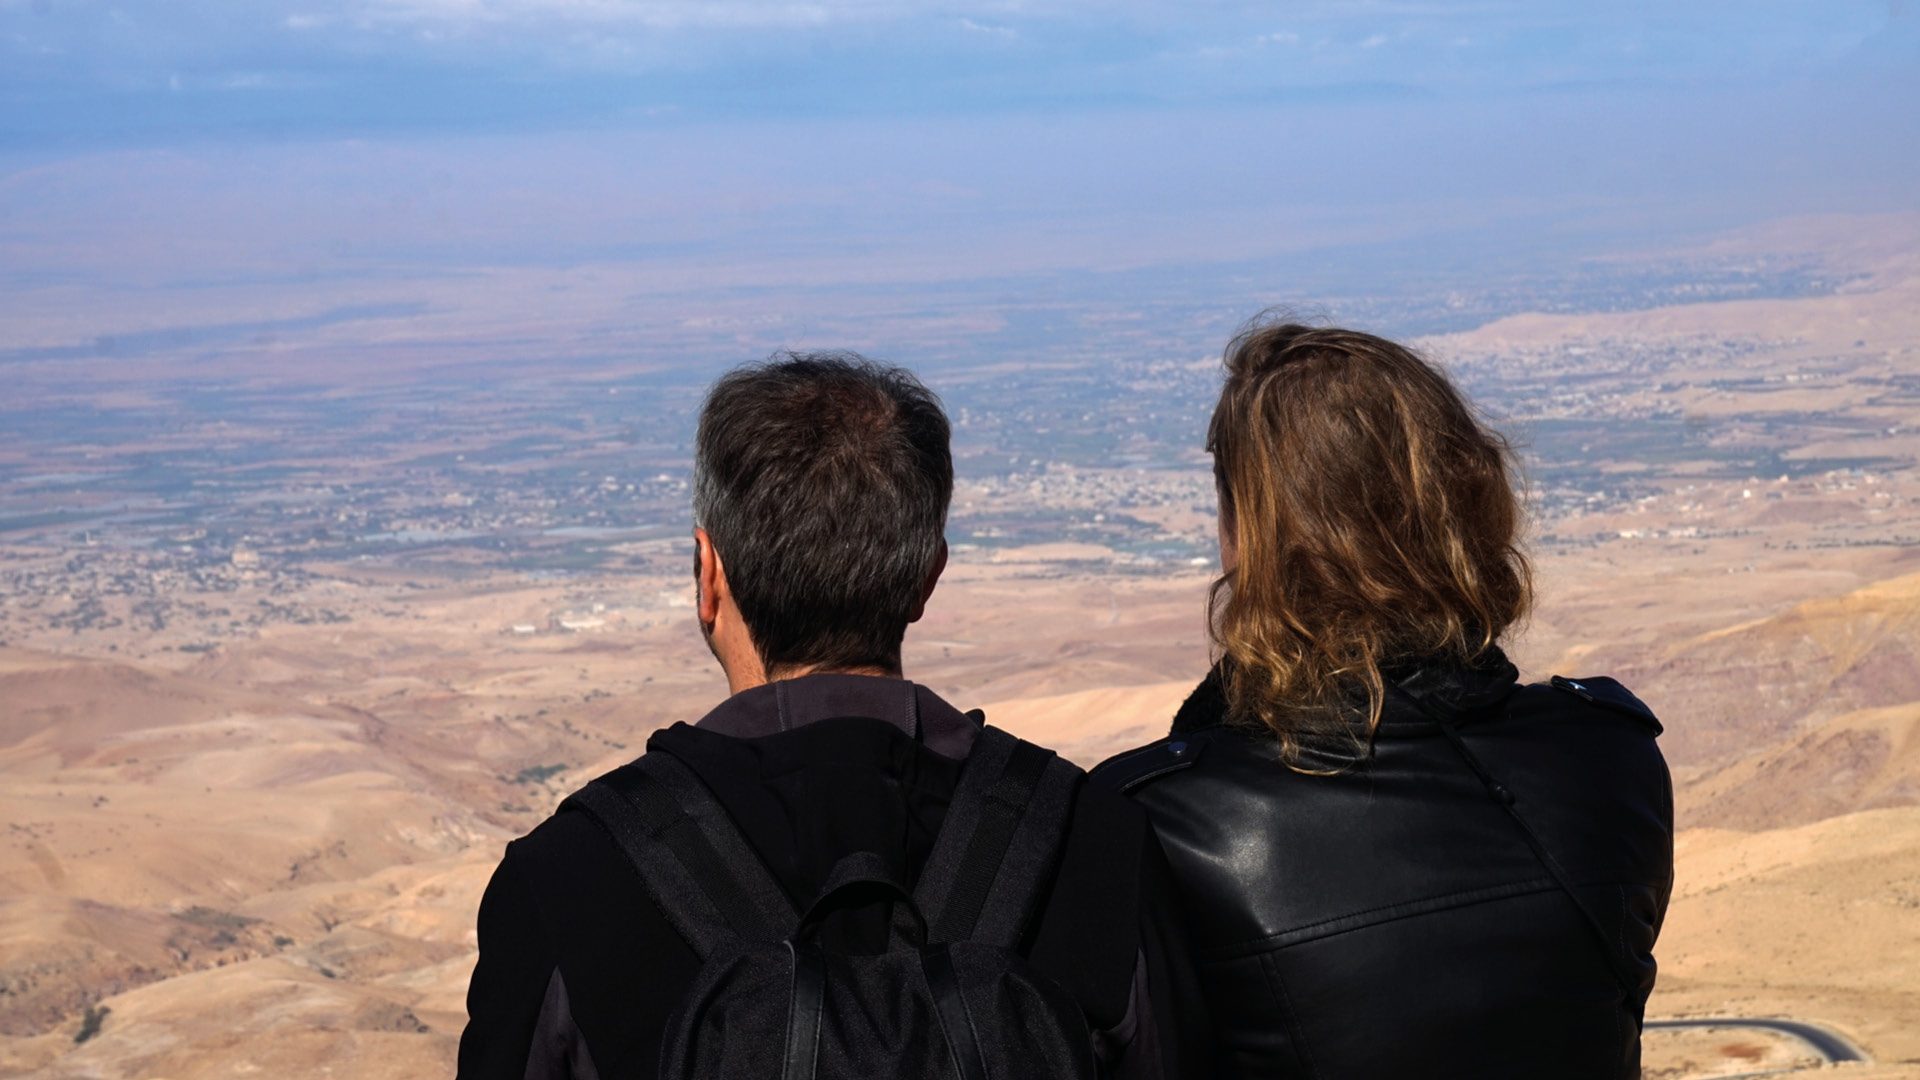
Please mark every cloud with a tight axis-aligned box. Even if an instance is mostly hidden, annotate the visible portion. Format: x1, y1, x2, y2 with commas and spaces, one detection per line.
958, 16, 1017, 39
346, 0, 872, 30
0, 0, 1901, 150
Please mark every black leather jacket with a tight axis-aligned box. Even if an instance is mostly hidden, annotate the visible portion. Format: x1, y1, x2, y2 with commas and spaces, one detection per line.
1093, 653, 1673, 1079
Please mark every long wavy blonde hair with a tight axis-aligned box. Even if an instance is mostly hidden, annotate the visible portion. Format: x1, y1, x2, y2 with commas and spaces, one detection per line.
1207, 319, 1532, 767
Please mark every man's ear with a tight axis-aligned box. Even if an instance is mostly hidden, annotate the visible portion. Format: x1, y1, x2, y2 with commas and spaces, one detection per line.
906, 540, 948, 624
694, 527, 725, 628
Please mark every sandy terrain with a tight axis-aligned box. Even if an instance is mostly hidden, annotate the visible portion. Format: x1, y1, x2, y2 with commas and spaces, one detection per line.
982, 680, 1194, 766
11, 547, 1920, 1078
1656, 805, 1920, 1060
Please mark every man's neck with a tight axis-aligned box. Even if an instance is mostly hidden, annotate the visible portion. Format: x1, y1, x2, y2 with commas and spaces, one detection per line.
726, 661, 902, 696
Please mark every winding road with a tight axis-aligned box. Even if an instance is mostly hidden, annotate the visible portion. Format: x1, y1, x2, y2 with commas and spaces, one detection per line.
1645, 1017, 1868, 1065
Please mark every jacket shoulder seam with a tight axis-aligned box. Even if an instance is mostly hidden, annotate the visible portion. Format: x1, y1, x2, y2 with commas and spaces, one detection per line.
1090, 735, 1206, 793
1198, 877, 1563, 960
1546, 676, 1662, 732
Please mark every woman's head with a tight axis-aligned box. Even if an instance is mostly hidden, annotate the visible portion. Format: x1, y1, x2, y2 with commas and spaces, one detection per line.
1207, 318, 1531, 764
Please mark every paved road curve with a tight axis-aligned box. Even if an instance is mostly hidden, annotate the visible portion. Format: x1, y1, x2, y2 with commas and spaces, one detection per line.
1645, 1018, 1868, 1064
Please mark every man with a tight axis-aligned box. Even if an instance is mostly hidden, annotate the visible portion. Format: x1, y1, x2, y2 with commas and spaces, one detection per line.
458, 353, 1203, 1078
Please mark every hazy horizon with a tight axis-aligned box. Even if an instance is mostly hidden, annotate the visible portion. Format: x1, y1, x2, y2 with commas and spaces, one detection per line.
4, 0, 1917, 380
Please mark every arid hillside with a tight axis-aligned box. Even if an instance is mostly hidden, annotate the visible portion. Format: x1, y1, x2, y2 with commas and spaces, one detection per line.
1654, 806, 1920, 1071
0, 646, 508, 1077
981, 679, 1194, 765
1678, 700, 1920, 829
1617, 569, 1920, 769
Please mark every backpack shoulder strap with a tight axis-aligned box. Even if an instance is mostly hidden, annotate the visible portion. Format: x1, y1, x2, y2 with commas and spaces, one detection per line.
915, 725, 1083, 949
561, 751, 797, 958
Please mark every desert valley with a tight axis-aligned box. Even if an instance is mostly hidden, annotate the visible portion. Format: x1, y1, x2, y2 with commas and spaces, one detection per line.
3, 214, 1920, 1078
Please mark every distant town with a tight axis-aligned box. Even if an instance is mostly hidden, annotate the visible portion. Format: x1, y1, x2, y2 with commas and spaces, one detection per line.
3, 254, 1914, 657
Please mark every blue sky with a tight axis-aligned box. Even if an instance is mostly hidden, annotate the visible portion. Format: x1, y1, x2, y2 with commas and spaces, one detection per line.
0, 2, 1914, 373
1, 1, 1906, 143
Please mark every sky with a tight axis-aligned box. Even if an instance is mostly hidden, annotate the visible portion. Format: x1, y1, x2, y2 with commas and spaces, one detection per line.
1, 1, 1915, 373
0, 1, 1907, 142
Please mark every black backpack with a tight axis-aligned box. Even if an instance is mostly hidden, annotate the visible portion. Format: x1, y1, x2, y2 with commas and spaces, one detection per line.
562, 725, 1100, 1080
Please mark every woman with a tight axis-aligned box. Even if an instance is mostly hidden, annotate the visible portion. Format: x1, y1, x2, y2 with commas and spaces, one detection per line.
1095, 321, 1673, 1078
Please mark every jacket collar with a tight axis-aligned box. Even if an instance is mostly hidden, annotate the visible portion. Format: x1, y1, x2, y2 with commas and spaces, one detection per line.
1170, 647, 1520, 737
1382, 647, 1520, 725
1171, 667, 1230, 735
695, 671, 982, 759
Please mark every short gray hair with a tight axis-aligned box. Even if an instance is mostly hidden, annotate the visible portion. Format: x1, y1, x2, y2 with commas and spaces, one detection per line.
692, 351, 952, 674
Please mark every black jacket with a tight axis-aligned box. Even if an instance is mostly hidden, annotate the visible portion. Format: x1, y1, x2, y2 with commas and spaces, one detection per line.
1093, 653, 1674, 1079
459, 674, 1207, 1079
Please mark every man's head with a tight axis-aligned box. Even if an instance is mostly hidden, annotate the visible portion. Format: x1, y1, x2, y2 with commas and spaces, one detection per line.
692, 352, 953, 686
